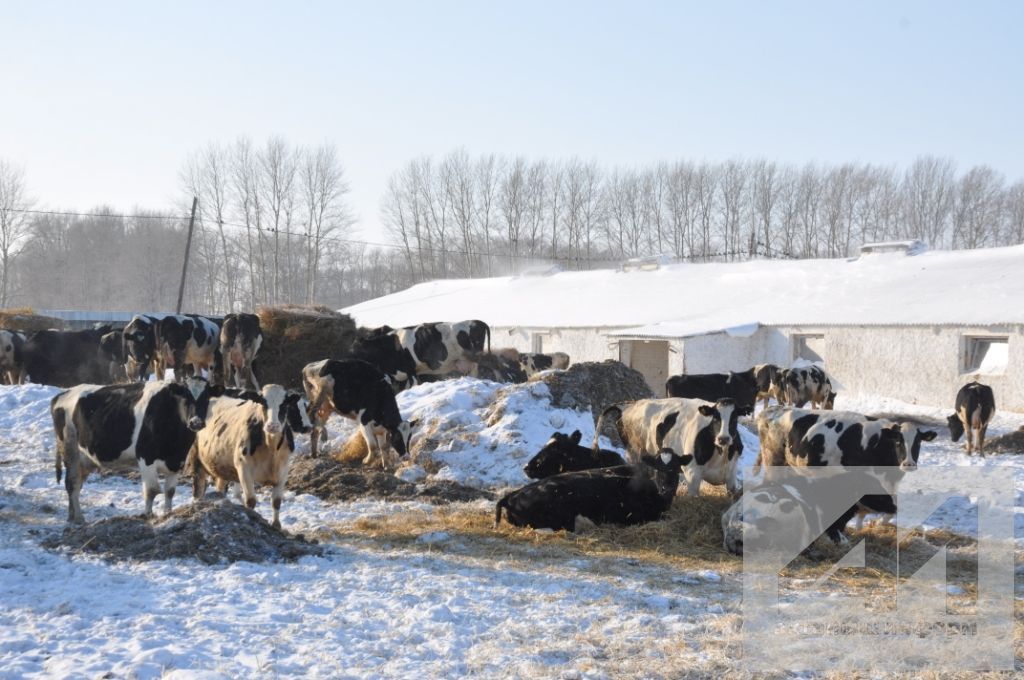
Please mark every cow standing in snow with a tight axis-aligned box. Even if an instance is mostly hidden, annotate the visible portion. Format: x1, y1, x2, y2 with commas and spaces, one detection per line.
220, 313, 262, 390
154, 314, 221, 382
302, 359, 415, 468
50, 378, 212, 523
191, 384, 311, 528
597, 397, 750, 496
947, 381, 996, 456
665, 369, 759, 410
0, 329, 26, 384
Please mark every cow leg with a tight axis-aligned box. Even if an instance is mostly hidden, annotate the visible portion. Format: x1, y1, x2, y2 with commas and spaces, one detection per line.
193, 465, 209, 500
270, 460, 288, 530
359, 422, 379, 467
215, 478, 230, 494
246, 363, 260, 391
162, 470, 178, 514
977, 424, 987, 457
237, 458, 258, 511
139, 462, 161, 517
685, 466, 703, 497
60, 424, 88, 524
725, 456, 741, 496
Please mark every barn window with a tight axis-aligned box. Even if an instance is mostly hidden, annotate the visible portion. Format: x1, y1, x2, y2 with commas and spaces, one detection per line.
963, 336, 1008, 375
791, 334, 825, 363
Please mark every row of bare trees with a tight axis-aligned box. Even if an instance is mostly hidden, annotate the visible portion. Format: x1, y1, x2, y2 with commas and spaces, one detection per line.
1, 147, 1022, 313
383, 152, 1024, 283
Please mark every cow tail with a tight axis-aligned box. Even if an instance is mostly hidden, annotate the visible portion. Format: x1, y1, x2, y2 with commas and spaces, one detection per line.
494, 496, 507, 527
485, 324, 491, 354
54, 446, 63, 484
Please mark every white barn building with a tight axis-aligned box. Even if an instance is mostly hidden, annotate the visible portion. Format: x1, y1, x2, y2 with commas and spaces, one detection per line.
344, 243, 1024, 412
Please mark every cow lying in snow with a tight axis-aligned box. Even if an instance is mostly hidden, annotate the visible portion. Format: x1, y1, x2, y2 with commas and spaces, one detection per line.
523, 430, 626, 479
495, 450, 688, 532
191, 384, 311, 528
947, 381, 996, 456
51, 378, 212, 523
597, 397, 751, 496
302, 358, 415, 468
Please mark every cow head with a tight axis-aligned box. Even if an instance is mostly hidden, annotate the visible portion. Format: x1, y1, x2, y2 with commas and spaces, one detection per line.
183, 376, 212, 430
722, 482, 817, 556
260, 384, 289, 436
898, 422, 938, 471
699, 398, 748, 452
524, 430, 584, 479
389, 419, 419, 458
641, 447, 692, 472
876, 423, 908, 467
947, 414, 965, 442
823, 390, 837, 409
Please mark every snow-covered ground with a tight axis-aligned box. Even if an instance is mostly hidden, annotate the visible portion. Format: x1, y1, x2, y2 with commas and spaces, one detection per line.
0, 382, 1021, 677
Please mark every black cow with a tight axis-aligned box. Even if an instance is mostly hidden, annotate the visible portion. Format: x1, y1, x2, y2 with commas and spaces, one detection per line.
301, 359, 415, 468
665, 368, 759, 409
0, 329, 26, 384
99, 330, 127, 383
22, 327, 114, 387
947, 381, 996, 456
51, 377, 212, 523
523, 430, 626, 479
220, 313, 262, 390
495, 450, 687, 532
154, 314, 221, 381
122, 314, 160, 381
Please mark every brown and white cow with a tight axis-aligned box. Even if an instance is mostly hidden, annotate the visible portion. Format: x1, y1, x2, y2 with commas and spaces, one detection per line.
191, 384, 311, 528
220, 313, 262, 390
597, 397, 750, 496
779, 365, 836, 409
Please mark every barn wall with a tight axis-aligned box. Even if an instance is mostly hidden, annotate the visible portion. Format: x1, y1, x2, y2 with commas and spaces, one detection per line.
775, 324, 1024, 413
491, 326, 620, 365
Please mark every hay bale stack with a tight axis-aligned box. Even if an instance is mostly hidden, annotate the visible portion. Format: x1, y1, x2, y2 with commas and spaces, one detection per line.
0, 307, 65, 333
534, 359, 655, 421
255, 305, 358, 390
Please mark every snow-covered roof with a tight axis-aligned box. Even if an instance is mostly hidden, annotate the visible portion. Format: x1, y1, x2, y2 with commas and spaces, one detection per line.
343, 244, 1024, 335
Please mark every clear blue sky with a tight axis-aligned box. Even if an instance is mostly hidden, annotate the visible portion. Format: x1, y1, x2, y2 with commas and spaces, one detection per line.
2, 1, 1021, 239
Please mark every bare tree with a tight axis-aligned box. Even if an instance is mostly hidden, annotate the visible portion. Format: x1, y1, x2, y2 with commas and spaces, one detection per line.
951, 165, 1004, 249
302, 143, 352, 303
0, 161, 34, 306
902, 156, 956, 248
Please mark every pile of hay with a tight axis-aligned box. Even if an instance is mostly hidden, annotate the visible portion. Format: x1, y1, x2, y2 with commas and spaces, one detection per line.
534, 360, 655, 421
0, 307, 64, 332
43, 499, 322, 563
287, 453, 494, 504
255, 305, 359, 390
986, 426, 1024, 454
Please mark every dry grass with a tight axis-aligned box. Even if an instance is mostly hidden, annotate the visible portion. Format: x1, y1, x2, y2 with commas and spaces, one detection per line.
255, 304, 358, 390
0, 307, 64, 332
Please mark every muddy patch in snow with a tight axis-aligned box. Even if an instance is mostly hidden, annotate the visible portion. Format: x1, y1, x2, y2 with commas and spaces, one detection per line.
42, 499, 322, 563
287, 455, 494, 503
986, 427, 1024, 454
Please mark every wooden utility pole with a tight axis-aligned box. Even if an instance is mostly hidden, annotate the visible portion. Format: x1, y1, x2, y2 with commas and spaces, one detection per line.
175, 196, 199, 314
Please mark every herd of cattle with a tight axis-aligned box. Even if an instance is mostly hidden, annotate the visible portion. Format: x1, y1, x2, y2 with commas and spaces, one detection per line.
0, 311, 1003, 558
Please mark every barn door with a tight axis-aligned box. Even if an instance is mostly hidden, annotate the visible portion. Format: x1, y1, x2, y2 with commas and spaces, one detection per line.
623, 340, 670, 396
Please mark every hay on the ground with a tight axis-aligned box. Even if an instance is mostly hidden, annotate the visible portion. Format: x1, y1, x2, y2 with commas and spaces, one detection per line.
255, 305, 358, 390
42, 499, 322, 563
534, 360, 655, 421
986, 427, 1024, 454
0, 307, 65, 332
287, 454, 494, 504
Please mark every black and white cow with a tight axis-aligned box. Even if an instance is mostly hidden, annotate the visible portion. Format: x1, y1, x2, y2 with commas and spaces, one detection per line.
22, 327, 114, 387
665, 368, 759, 409
348, 330, 419, 391
947, 381, 996, 457
464, 352, 528, 383
154, 314, 221, 382
597, 397, 751, 496
51, 378, 212, 523
122, 314, 160, 381
495, 450, 687, 532
220, 313, 262, 390
191, 384, 311, 528
0, 329, 26, 384
301, 359, 415, 468
392, 319, 492, 377
523, 430, 626, 479
517, 352, 571, 378
779, 365, 835, 409
753, 363, 783, 408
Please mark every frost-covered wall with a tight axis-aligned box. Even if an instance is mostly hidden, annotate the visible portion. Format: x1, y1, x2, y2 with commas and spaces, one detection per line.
491, 326, 619, 364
